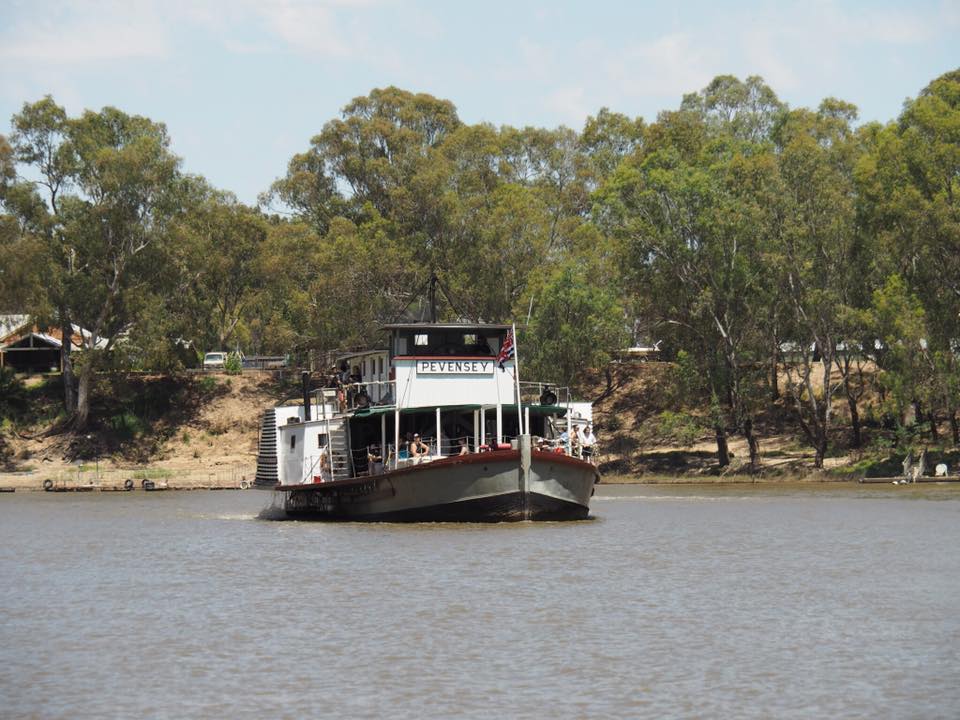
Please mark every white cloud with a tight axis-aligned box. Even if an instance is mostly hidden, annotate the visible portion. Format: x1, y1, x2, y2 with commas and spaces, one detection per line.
544, 86, 587, 126
0, 3, 170, 63
606, 33, 714, 98
0, 0, 391, 65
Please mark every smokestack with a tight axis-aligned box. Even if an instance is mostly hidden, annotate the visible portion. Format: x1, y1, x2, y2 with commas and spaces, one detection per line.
301, 371, 311, 421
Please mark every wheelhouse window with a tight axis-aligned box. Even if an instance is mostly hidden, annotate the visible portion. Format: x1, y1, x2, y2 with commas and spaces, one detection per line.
290, 435, 296, 451
391, 327, 505, 356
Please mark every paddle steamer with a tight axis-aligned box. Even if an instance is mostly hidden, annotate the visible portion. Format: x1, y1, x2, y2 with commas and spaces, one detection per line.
255, 309, 597, 521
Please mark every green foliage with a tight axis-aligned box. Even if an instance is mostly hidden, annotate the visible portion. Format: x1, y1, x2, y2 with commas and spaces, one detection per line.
0, 368, 28, 419
199, 376, 218, 393
524, 262, 629, 387
109, 411, 147, 440
658, 411, 703, 447
3, 70, 960, 466
224, 352, 243, 375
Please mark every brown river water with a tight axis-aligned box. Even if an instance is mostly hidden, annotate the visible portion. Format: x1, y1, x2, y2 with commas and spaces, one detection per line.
2, 484, 960, 719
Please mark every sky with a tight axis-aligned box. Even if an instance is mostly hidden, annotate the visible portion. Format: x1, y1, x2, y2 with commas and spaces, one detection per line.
1, 0, 958, 205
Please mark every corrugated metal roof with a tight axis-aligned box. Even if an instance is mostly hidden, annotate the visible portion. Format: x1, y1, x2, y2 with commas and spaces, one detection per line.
381, 322, 511, 331
0, 314, 29, 339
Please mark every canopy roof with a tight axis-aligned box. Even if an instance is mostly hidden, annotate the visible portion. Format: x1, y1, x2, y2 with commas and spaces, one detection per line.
352, 403, 568, 418
381, 322, 511, 331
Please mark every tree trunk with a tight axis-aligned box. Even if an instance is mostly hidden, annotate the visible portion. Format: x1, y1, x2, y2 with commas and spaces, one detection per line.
847, 393, 862, 448
929, 410, 939, 442
770, 339, 780, 401
60, 310, 76, 414
74, 361, 93, 430
715, 424, 730, 468
814, 434, 827, 469
950, 411, 960, 446
743, 417, 760, 472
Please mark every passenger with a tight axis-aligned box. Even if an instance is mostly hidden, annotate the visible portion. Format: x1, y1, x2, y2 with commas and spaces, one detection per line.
410, 433, 430, 464
581, 425, 597, 464
318, 451, 330, 482
368, 444, 383, 475
458, 438, 470, 456
570, 425, 582, 459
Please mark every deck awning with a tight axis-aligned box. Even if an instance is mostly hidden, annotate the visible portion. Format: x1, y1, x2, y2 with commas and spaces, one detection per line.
351, 403, 569, 418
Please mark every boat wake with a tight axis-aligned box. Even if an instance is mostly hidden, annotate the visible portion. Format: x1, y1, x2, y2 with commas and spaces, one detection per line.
256, 505, 290, 521
594, 495, 766, 502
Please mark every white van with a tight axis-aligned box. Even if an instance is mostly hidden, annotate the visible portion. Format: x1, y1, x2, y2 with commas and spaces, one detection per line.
203, 351, 227, 369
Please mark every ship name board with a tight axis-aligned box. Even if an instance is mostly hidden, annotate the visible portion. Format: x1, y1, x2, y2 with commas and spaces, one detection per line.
416, 359, 494, 375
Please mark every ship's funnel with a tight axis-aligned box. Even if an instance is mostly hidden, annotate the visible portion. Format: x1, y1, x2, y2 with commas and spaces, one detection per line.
301, 371, 311, 421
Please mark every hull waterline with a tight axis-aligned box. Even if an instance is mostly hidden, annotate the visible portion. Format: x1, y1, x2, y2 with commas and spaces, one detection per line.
276, 449, 597, 522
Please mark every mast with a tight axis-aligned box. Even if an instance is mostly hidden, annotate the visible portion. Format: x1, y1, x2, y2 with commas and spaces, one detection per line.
512, 323, 524, 435
428, 273, 438, 323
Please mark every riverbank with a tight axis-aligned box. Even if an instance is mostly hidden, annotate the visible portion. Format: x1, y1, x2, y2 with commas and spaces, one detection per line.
0, 463, 256, 492
2, 367, 953, 487
0, 465, 878, 492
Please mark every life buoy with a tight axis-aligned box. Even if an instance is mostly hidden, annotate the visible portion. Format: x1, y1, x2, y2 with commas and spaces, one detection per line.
124, 478, 134, 491
42, 478, 54, 491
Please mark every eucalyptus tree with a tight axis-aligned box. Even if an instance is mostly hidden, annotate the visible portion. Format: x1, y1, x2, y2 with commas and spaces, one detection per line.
596, 76, 786, 470
598, 115, 770, 468
771, 100, 864, 467
578, 108, 645, 193
857, 69, 960, 441
176, 193, 269, 352
266, 86, 461, 232
1, 100, 80, 411
523, 260, 628, 390
267, 89, 584, 334
3, 98, 186, 429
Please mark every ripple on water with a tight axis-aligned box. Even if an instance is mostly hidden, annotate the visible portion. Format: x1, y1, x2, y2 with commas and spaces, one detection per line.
1, 487, 959, 719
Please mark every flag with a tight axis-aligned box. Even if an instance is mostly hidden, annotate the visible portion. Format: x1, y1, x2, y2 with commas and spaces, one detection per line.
496, 328, 515, 371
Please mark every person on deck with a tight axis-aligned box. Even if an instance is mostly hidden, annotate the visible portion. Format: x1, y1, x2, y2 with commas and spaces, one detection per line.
368, 444, 383, 475
458, 438, 470, 456
581, 425, 597, 464
410, 433, 430, 464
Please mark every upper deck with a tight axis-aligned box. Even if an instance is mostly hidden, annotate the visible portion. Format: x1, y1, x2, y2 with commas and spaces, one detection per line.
342, 323, 519, 410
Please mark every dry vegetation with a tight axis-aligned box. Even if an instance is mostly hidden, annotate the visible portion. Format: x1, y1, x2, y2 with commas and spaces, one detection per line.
0, 372, 295, 485
2, 361, 957, 487
587, 360, 959, 482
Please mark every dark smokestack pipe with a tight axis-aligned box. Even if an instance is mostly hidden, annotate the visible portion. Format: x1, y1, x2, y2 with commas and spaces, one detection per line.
302, 371, 311, 421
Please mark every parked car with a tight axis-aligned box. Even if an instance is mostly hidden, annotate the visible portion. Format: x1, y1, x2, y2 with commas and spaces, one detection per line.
203, 351, 227, 369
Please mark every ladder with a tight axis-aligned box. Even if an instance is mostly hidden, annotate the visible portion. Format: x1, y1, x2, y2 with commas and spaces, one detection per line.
254, 408, 278, 487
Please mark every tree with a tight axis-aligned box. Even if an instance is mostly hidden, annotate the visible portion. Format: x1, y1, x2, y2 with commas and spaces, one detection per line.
178, 194, 268, 351
524, 261, 628, 389
858, 69, 960, 441
597, 78, 784, 470
771, 100, 863, 467
2, 99, 79, 411
3, 98, 185, 429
